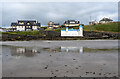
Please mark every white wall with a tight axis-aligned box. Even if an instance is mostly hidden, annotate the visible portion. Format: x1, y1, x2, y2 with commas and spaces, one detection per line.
16, 26, 25, 31
61, 31, 83, 36
32, 26, 38, 30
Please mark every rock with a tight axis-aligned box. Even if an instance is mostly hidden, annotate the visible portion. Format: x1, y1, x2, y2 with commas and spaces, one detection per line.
73, 59, 76, 60
93, 72, 95, 74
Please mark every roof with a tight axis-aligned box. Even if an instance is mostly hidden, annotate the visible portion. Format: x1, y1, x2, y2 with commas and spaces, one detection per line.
18, 20, 38, 25
100, 18, 113, 21
54, 23, 60, 25
18, 20, 37, 22
11, 20, 41, 26
68, 20, 76, 22
64, 20, 79, 24
11, 22, 17, 26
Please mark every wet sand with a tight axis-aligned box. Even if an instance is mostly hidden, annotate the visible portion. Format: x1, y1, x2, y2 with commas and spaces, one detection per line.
1, 40, 119, 49
1, 40, 119, 77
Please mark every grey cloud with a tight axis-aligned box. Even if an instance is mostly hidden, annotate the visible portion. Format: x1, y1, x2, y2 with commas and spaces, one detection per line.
1, 2, 118, 27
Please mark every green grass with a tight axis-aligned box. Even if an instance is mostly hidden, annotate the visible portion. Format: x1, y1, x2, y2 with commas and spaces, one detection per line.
84, 47, 118, 53
83, 22, 119, 32
54, 28, 65, 32
2, 30, 42, 35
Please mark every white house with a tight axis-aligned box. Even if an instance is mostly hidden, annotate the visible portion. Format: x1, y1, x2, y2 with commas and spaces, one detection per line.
48, 21, 60, 29
11, 20, 41, 31
99, 17, 113, 24
61, 25, 83, 36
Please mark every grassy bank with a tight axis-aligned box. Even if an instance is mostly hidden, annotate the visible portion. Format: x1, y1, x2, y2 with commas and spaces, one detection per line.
83, 22, 119, 33
2, 30, 42, 35
1, 22, 119, 36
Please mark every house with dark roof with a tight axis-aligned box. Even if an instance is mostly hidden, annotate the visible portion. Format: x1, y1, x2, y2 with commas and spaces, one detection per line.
99, 17, 113, 24
11, 20, 41, 31
63, 20, 80, 27
48, 21, 60, 29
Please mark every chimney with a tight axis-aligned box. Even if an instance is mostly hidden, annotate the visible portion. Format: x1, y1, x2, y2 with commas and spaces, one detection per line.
79, 25, 83, 36
66, 27, 68, 31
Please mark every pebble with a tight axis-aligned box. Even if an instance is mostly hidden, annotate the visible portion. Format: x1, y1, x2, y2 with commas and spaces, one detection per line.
66, 71, 69, 73
99, 73, 101, 75
86, 72, 89, 74
44, 67, 47, 69
93, 72, 95, 74
54, 76, 56, 77
51, 72, 54, 74
73, 59, 76, 60
44, 65, 48, 69
56, 70, 59, 72
79, 66, 81, 67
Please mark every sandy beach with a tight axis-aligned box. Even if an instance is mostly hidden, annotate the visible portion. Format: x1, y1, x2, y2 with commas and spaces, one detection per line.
1, 40, 119, 77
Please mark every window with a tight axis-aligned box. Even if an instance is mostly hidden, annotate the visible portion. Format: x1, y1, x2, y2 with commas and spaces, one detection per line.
19, 22, 24, 24
27, 23, 30, 25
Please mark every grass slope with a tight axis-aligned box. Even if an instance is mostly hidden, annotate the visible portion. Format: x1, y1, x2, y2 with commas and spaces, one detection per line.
83, 22, 119, 32
2, 30, 41, 35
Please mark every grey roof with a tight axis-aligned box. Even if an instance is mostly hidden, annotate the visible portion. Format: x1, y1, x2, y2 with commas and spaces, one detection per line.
18, 20, 38, 25
68, 20, 76, 22
11, 20, 41, 26
54, 23, 60, 25
11, 22, 17, 26
100, 18, 113, 21
18, 20, 36, 23
64, 20, 79, 24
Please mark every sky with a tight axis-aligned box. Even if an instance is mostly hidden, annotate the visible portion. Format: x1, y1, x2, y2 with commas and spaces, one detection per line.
1, 2, 118, 27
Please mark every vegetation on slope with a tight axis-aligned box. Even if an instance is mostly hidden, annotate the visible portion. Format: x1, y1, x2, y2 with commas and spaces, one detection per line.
2, 30, 41, 35
83, 22, 119, 32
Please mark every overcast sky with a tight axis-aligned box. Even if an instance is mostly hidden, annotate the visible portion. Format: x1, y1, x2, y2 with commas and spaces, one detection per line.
1, 2, 118, 27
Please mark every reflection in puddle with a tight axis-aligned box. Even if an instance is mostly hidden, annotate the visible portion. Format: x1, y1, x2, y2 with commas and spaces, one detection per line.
10, 46, 40, 57
61, 46, 83, 54
2, 45, 118, 58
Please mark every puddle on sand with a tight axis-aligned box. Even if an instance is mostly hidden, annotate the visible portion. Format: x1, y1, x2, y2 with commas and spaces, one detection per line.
2, 45, 118, 77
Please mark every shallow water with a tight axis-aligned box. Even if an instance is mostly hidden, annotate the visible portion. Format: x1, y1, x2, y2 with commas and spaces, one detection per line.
2, 43, 118, 77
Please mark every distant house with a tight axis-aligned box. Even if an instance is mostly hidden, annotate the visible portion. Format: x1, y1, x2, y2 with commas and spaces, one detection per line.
61, 25, 83, 37
99, 17, 113, 24
48, 21, 60, 29
11, 20, 41, 31
89, 20, 98, 25
0, 27, 7, 32
63, 20, 80, 27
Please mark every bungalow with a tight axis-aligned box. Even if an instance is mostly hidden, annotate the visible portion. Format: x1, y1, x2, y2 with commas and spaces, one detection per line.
0, 27, 7, 32
11, 20, 41, 31
99, 17, 113, 24
48, 21, 60, 29
61, 25, 83, 37
63, 20, 80, 27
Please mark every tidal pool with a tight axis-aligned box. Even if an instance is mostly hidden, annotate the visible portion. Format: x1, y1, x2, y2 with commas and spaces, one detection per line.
2, 42, 118, 77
